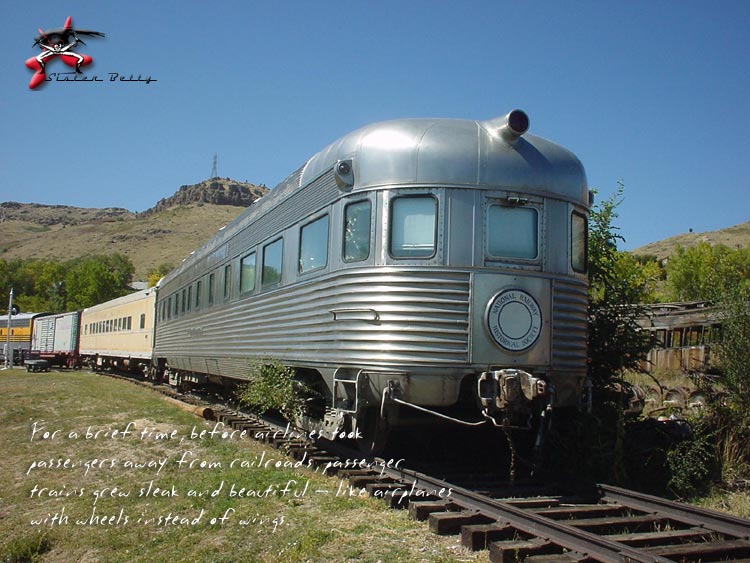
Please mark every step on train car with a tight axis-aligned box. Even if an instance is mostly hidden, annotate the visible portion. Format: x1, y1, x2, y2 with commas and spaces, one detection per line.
152, 109, 590, 450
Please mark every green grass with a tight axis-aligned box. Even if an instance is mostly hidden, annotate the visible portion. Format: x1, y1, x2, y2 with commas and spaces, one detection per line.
0, 369, 481, 563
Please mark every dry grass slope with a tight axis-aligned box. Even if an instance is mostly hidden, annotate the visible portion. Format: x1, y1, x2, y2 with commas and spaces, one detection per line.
633, 221, 750, 260
0, 178, 268, 280
0, 204, 248, 280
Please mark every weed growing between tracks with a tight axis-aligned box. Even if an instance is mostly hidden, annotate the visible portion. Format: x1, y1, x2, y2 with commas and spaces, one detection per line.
0, 370, 483, 563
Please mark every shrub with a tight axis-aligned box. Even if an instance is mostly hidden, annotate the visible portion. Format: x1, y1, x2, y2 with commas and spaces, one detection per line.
236, 360, 314, 420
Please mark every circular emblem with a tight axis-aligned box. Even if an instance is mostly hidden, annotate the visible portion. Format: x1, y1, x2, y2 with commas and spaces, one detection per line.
486, 290, 542, 351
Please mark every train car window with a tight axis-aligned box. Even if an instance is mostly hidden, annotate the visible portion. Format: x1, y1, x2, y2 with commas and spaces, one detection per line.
208, 273, 215, 306
343, 200, 371, 262
182, 289, 187, 313
487, 205, 538, 259
187, 286, 192, 312
173, 293, 179, 318
128, 316, 132, 330
196, 280, 202, 309
571, 212, 588, 273
390, 196, 437, 258
167, 297, 172, 319
240, 252, 256, 294
140, 313, 146, 330
299, 215, 329, 274
262, 238, 283, 287
223, 265, 232, 300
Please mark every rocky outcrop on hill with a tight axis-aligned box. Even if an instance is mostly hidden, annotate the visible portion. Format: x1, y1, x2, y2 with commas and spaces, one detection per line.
140, 178, 268, 216
0, 201, 134, 226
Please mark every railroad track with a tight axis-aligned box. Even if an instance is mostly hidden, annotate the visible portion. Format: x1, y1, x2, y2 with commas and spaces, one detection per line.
102, 369, 750, 563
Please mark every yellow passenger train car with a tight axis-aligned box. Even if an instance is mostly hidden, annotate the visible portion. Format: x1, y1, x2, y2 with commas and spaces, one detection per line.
1, 313, 49, 365
79, 289, 156, 372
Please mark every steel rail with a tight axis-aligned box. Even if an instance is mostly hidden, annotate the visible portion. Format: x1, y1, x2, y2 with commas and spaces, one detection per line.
383, 465, 675, 563
598, 483, 750, 539
101, 370, 750, 561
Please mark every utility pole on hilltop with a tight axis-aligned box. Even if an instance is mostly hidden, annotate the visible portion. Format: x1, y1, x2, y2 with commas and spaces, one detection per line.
211, 153, 218, 179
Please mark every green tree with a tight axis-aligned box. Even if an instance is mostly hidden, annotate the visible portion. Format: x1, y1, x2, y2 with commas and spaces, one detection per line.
716, 286, 750, 410
146, 263, 174, 288
587, 184, 653, 388
666, 243, 750, 302
1, 254, 134, 313
64, 254, 134, 310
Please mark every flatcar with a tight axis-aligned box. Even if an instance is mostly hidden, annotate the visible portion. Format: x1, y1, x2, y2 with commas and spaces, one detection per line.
79, 289, 155, 372
152, 109, 590, 449
30, 310, 81, 368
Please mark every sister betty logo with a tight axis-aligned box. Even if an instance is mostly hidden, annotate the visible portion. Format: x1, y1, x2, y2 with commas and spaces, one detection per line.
25, 16, 105, 90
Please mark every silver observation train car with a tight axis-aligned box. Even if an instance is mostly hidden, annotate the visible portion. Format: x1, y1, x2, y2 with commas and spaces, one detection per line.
153, 110, 589, 448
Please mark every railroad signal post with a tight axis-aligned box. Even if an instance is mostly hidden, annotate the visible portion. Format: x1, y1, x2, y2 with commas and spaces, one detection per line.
3, 288, 14, 370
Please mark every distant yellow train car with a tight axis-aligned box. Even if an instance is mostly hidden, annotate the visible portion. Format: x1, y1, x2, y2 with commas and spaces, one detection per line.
1, 313, 49, 365
79, 289, 156, 372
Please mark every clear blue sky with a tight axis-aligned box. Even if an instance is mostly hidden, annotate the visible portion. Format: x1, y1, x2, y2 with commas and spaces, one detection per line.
2, 0, 749, 250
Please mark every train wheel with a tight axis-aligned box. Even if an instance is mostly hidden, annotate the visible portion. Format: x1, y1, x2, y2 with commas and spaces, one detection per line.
687, 390, 709, 411
355, 407, 388, 455
663, 386, 689, 409
644, 385, 663, 411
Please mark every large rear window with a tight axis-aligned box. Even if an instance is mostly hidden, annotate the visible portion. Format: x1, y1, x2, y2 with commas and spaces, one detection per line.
389, 196, 437, 258
487, 205, 538, 259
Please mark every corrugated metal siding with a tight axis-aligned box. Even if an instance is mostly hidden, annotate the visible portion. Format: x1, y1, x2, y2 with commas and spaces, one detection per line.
155, 268, 470, 380
34, 317, 55, 352
165, 169, 336, 291
53, 312, 79, 353
228, 170, 338, 258
552, 278, 588, 370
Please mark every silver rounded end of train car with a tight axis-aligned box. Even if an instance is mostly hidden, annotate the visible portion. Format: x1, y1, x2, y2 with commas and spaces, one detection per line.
484, 109, 530, 143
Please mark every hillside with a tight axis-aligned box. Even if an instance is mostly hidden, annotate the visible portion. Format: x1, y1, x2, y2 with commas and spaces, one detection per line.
633, 222, 750, 260
0, 178, 268, 280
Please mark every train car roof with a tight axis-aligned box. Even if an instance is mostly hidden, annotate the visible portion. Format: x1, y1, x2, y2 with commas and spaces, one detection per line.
301, 112, 587, 202
4, 312, 48, 322
81, 289, 155, 314
164, 111, 587, 283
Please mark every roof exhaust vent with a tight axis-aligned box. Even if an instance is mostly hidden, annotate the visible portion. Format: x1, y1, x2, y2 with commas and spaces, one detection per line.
485, 109, 530, 143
